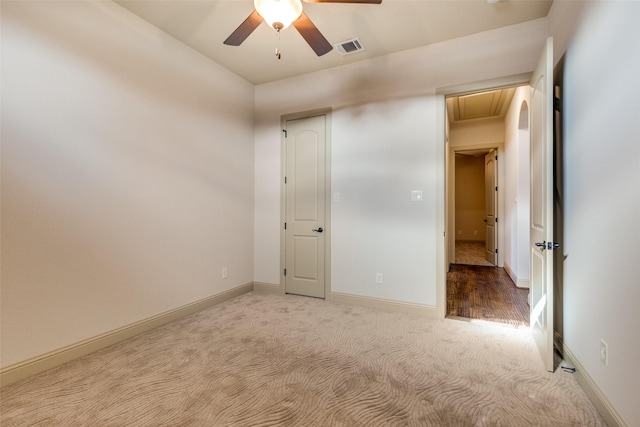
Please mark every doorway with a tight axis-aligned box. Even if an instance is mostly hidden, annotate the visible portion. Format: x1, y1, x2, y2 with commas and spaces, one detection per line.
445, 86, 530, 327
452, 148, 497, 267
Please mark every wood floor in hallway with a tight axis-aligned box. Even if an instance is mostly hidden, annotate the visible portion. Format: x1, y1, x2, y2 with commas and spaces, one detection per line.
447, 264, 529, 327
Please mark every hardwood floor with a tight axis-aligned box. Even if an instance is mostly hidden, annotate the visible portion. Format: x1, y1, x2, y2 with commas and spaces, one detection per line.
447, 264, 529, 327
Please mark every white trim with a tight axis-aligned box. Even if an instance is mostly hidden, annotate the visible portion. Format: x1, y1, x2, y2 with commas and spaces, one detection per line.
504, 262, 530, 289
437, 73, 532, 98
448, 143, 505, 269
436, 93, 447, 318
328, 292, 437, 317
562, 344, 628, 427
0, 283, 253, 388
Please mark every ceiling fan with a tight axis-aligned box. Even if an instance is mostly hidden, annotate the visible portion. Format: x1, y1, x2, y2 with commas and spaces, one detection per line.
224, 0, 382, 57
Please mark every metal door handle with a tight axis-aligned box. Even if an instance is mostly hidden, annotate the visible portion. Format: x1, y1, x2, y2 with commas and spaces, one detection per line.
312, 227, 324, 233
535, 241, 560, 250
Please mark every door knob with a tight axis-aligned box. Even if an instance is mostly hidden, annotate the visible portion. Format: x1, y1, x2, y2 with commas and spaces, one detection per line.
535, 241, 561, 250
312, 227, 324, 233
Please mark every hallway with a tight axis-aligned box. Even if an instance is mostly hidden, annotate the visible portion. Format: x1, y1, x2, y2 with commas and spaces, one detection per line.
447, 264, 529, 327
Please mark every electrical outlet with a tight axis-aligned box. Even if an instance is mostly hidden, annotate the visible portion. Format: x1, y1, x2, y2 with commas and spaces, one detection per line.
600, 339, 608, 367
222, 268, 228, 280
375, 273, 383, 284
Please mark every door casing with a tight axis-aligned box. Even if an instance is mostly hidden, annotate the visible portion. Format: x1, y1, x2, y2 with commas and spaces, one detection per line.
447, 143, 504, 269
485, 149, 498, 265
280, 108, 332, 297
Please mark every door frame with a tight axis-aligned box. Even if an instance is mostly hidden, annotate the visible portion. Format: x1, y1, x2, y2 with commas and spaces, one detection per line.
448, 143, 504, 269
280, 108, 332, 297
484, 149, 498, 265
436, 73, 531, 317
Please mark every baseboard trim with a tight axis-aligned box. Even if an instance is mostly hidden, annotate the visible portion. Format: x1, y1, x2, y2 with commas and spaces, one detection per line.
504, 262, 530, 289
252, 281, 283, 295
327, 291, 437, 317
504, 262, 517, 283
0, 282, 253, 388
563, 344, 627, 427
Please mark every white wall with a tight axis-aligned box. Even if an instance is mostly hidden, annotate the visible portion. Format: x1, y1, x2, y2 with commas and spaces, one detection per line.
548, 1, 640, 424
503, 86, 531, 287
454, 155, 486, 242
449, 118, 504, 149
254, 18, 548, 306
0, 2, 255, 368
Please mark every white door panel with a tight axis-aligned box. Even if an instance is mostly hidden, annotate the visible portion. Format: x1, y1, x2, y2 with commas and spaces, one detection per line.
285, 115, 326, 298
530, 37, 555, 372
292, 236, 318, 280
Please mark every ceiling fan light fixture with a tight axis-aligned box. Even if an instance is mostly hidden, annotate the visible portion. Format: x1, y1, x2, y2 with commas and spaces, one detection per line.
254, 0, 303, 31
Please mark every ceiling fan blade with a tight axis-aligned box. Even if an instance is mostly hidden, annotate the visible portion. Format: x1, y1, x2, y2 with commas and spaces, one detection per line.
303, 0, 382, 4
292, 12, 333, 56
223, 10, 264, 46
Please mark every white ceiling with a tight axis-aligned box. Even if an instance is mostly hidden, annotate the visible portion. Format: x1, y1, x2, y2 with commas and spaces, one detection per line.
115, 0, 553, 85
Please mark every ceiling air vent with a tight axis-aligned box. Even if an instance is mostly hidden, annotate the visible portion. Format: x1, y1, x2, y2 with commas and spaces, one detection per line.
334, 38, 365, 56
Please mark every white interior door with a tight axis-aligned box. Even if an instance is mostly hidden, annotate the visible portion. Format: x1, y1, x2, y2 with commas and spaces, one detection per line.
285, 115, 326, 298
530, 37, 555, 372
484, 150, 497, 265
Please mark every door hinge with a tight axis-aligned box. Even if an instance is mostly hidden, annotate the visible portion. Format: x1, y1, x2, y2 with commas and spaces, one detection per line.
554, 96, 561, 112
284, 176, 287, 184
495, 186, 498, 192
495, 155, 498, 160
284, 222, 287, 230
284, 268, 287, 276
495, 217, 498, 223
282, 129, 287, 137
495, 248, 498, 254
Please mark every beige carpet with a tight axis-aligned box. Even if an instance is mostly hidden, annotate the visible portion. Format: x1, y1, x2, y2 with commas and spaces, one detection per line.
1, 292, 605, 426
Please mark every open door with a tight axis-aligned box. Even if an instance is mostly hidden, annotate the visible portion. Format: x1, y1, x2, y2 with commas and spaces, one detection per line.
484, 150, 497, 265
530, 37, 555, 372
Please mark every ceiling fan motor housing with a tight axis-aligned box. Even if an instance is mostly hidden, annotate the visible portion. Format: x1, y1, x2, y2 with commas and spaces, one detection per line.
254, 0, 303, 30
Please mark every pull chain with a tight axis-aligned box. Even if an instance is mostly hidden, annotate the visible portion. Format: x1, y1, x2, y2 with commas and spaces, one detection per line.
275, 29, 282, 59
